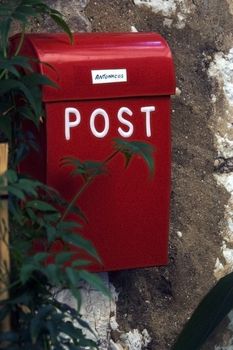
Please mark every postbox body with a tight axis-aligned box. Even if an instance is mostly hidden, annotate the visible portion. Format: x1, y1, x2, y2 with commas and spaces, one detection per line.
14, 33, 175, 271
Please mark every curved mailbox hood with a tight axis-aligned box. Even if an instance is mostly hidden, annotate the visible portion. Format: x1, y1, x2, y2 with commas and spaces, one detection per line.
13, 32, 176, 271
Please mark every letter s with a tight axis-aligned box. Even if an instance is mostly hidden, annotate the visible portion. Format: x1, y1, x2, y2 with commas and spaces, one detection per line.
118, 107, 133, 138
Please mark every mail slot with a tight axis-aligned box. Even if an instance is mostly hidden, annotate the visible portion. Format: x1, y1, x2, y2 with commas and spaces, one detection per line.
13, 32, 175, 271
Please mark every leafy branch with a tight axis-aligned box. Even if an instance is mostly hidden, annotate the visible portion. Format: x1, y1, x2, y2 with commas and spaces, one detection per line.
60, 139, 154, 222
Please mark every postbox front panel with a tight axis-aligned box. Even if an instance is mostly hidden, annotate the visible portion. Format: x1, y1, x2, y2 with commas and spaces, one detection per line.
45, 96, 171, 271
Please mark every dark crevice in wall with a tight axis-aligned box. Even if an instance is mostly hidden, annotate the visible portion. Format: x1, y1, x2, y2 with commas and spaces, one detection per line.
214, 157, 233, 174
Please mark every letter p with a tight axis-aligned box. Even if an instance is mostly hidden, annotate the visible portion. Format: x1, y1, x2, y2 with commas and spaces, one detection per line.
65, 108, 81, 140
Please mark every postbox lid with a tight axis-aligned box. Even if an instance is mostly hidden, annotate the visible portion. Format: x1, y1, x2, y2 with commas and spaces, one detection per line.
14, 32, 175, 102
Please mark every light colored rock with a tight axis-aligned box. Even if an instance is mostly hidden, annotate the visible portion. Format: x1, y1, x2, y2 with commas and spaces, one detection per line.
134, 0, 176, 16
109, 340, 125, 350
131, 26, 138, 32
120, 329, 151, 350
208, 47, 233, 284
110, 316, 119, 331
177, 231, 183, 238
163, 18, 173, 28
175, 12, 186, 29
227, 0, 233, 16
209, 50, 233, 108
56, 273, 151, 350
134, 0, 195, 28
175, 87, 182, 96
78, 273, 118, 349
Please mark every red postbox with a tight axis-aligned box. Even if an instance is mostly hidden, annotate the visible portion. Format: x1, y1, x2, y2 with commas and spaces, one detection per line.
14, 33, 175, 271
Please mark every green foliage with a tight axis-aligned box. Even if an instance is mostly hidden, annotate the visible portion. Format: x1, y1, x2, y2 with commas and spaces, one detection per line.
0, 1, 101, 348
61, 157, 107, 181
173, 272, 233, 349
0, 1, 155, 349
114, 138, 155, 175
0, 0, 72, 150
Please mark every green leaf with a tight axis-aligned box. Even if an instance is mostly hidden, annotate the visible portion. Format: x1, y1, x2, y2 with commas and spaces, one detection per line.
25, 207, 37, 223
55, 252, 74, 265
78, 270, 110, 297
8, 56, 32, 70
20, 264, 36, 284
65, 267, 80, 286
172, 272, 233, 350
30, 305, 54, 344
33, 252, 50, 264
21, 72, 58, 89
70, 287, 82, 312
44, 212, 61, 224
68, 204, 88, 223
8, 185, 25, 200
75, 315, 97, 337
46, 319, 58, 345
0, 18, 11, 53
44, 264, 60, 284
59, 320, 83, 340
23, 0, 45, 4
114, 139, 155, 175
0, 56, 31, 73
0, 117, 12, 141
71, 259, 91, 268
57, 220, 83, 231
46, 225, 57, 243
0, 79, 41, 117
61, 233, 101, 263
14, 5, 38, 18
61, 157, 106, 180
0, 63, 19, 77
77, 337, 98, 349
0, 5, 14, 16
30, 316, 43, 344
17, 105, 40, 126
6, 170, 17, 183
26, 200, 58, 212
17, 178, 39, 196
50, 14, 73, 44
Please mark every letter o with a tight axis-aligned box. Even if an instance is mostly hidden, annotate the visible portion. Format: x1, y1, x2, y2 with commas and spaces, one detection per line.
90, 108, 109, 138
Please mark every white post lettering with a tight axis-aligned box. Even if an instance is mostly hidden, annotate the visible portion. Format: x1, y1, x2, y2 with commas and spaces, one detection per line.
117, 107, 133, 138
90, 108, 109, 138
141, 106, 155, 137
65, 107, 81, 140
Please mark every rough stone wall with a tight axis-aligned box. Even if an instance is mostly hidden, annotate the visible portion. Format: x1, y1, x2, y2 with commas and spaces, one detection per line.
18, 0, 233, 349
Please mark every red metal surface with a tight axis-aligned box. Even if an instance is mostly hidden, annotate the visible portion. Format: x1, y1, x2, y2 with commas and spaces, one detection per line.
12, 32, 175, 101
15, 33, 175, 271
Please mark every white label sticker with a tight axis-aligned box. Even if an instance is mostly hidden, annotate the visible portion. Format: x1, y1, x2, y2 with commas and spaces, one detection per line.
91, 69, 127, 84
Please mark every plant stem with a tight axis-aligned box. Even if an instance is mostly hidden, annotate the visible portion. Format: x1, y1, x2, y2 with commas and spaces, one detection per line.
43, 336, 49, 350
103, 149, 120, 164
14, 25, 26, 56
2, 106, 14, 117
60, 177, 93, 222
2, 45, 8, 81
60, 149, 120, 222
